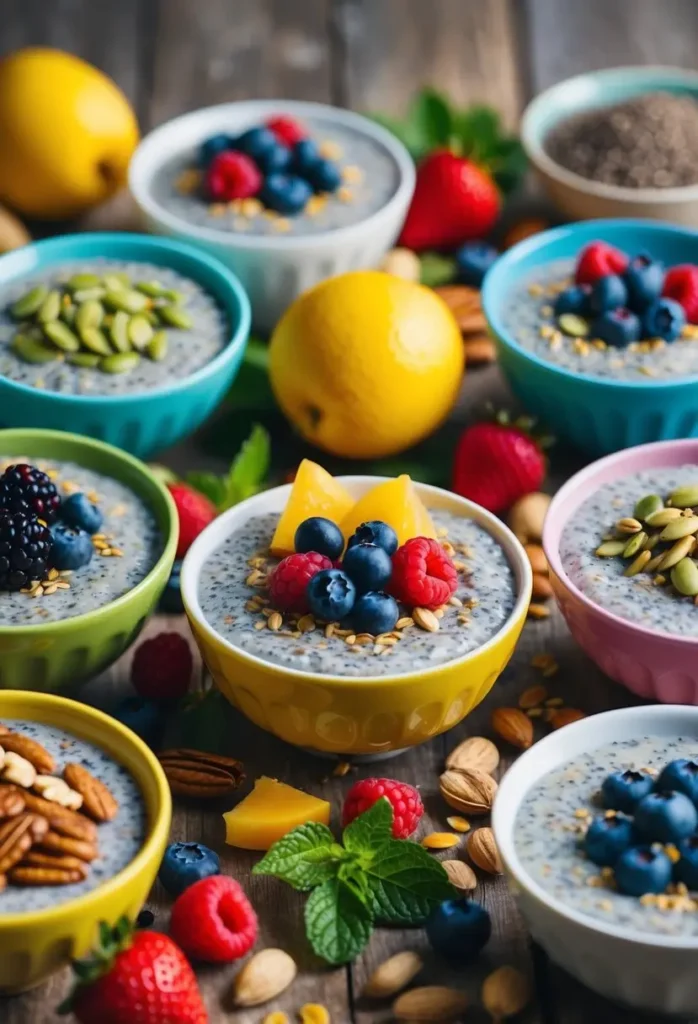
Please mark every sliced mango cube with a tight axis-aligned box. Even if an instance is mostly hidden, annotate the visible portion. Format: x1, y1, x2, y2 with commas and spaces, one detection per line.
270, 459, 354, 557
223, 776, 331, 850
340, 474, 436, 548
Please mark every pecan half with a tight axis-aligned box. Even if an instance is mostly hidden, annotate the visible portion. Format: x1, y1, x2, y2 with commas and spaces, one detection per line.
39, 831, 97, 862
9, 865, 83, 886
1, 733, 55, 774
0, 813, 48, 873
158, 748, 245, 800
64, 763, 118, 822
2, 785, 97, 842
0, 787, 25, 820
433, 285, 487, 334
21, 850, 89, 880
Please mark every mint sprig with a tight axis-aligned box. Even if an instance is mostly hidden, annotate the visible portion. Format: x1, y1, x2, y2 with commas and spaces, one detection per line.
253, 798, 456, 964
186, 422, 270, 512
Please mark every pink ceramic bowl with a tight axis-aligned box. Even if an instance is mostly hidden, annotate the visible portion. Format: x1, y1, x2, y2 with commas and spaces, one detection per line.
543, 439, 698, 703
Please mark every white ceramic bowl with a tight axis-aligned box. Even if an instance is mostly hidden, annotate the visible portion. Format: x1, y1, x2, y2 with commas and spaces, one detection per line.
493, 704, 698, 1015
129, 100, 415, 332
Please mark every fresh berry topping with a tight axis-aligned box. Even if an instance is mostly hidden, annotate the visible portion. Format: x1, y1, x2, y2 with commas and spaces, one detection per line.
205, 150, 262, 202
159, 559, 184, 614
455, 241, 499, 287
642, 297, 686, 341
266, 115, 308, 147
342, 779, 423, 838
235, 125, 278, 162
295, 516, 344, 560
657, 759, 698, 804
451, 422, 546, 514
50, 523, 93, 571
583, 815, 634, 867
574, 241, 628, 285
306, 157, 342, 194
614, 845, 673, 898
589, 274, 628, 314
0, 510, 52, 591
111, 696, 165, 748
199, 132, 235, 168
347, 520, 399, 557
167, 483, 217, 559
633, 790, 698, 844
623, 252, 665, 311
306, 568, 356, 622
601, 769, 654, 814
131, 632, 193, 701
0, 463, 61, 523
268, 551, 333, 613
60, 492, 103, 534
390, 536, 457, 609
663, 264, 698, 323
553, 285, 592, 317
170, 875, 258, 963
260, 173, 313, 215
426, 899, 492, 963
159, 841, 221, 897
256, 141, 292, 175
342, 542, 393, 594
351, 591, 399, 635
292, 138, 321, 175
591, 308, 641, 348
675, 835, 698, 890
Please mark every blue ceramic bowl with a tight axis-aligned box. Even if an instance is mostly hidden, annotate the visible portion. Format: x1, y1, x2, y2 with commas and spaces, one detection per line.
0, 233, 251, 458
482, 218, 698, 455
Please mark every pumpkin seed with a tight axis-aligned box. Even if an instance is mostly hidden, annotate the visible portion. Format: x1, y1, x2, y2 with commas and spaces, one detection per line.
102, 273, 130, 291
104, 289, 149, 314
128, 314, 154, 350
659, 516, 698, 541
66, 272, 101, 292
658, 535, 696, 571
76, 299, 104, 336
645, 507, 683, 527
669, 485, 698, 508
42, 321, 80, 352
10, 285, 48, 319
595, 540, 626, 557
11, 332, 57, 363
143, 309, 160, 326
72, 287, 106, 303
162, 288, 185, 304
623, 531, 648, 558
100, 351, 140, 374
671, 558, 698, 596
67, 352, 101, 368
643, 531, 661, 552
135, 280, 166, 297
644, 553, 665, 573
80, 327, 112, 356
615, 517, 642, 535
158, 304, 192, 329
146, 330, 168, 361
558, 313, 590, 337
60, 302, 77, 326
634, 493, 663, 521
110, 311, 131, 353
624, 550, 651, 576
36, 289, 61, 324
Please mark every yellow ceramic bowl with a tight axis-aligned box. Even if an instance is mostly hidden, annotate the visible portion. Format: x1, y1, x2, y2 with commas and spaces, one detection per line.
182, 478, 531, 757
0, 691, 171, 993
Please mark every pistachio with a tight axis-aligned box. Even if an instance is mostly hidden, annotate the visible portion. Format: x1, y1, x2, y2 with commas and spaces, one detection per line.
11, 285, 48, 318
100, 352, 140, 374
643, 531, 661, 552
128, 314, 154, 350
482, 965, 532, 1020
104, 289, 149, 314
75, 299, 104, 336
623, 550, 651, 576
622, 531, 648, 558
67, 352, 101, 368
659, 516, 698, 541
110, 310, 132, 353
11, 333, 57, 364
615, 517, 643, 535
634, 493, 664, 521
669, 485, 698, 508
557, 313, 590, 337
645, 507, 682, 527
102, 273, 130, 291
36, 289, 61, 324
135, 280, 167, 297
658, 535, 695, 571
146, 330, 168, 362
595, 540, 626, 557
163, 288, 186, 304
66, 273, 101, 292
42, 321, 80, 352
80, 328, 112, 356
158, 304, 193, 329
61, 302, 77, 326
671, 558, 698, 597
644, 553, 665, 573
72, 287, 106, 303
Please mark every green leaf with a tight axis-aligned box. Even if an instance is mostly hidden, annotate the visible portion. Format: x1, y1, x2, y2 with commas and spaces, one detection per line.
419, 252, 457, 289
221, 423, 271, 510
343, 797, 394, 861
455, 105, 501, 160
304, 877, 373, 964
252, 822, 340, 891
407, 88, 453, 152
185, 471, 226, 507
363, 839, 457, 924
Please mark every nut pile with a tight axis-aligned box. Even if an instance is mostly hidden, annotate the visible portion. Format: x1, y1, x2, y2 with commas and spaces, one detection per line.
433, 284, 495, 365
506, 490, 553, 620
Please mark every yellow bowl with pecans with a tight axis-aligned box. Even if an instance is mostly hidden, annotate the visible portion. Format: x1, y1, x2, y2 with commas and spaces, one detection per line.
0, 690, 171, 993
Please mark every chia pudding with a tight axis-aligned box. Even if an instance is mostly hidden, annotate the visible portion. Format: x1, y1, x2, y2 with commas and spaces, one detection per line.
0, 258, 229, 396
560, 465, 698, 636
197, 510, 517, 678
0, 719, 146, 914
515, 736, 698, 938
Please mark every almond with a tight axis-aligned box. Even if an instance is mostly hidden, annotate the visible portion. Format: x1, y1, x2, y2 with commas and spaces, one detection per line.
393, 985, 469, 1021
445, 736, 499, 775
362, 950, 423, 998
233, 948, 297, 1006
158, 748, 244, 799
532, 573, 553, 600
524, 543, 548, 575
64, 763, 118, 821
468, 827, 502, 874
1, 733, 55, 774
518, 684, 548, 710
439, 768, 497, 815
491, 707, 534, 750
508, 491, 551, 544
550, 707, 586, 729
413, 607, 439, 632
442, 859, 477, 892
482, 965, 532, 1019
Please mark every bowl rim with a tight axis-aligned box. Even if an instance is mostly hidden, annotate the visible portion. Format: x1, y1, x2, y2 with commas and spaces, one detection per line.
180, 475, 532, 685
0, 689, 171, 930
482, 217, 698, 390
0, 232, 251, 406
0, 427, 178, 636
521, 65, 698, 203
543, 437, 698, 646
493, 702, 698, 950
129, 98, 416, 252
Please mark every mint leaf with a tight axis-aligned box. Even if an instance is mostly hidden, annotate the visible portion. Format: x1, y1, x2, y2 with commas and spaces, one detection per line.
253, 822, 339, 891
343, 797, 393, 860
364, 839, 456, 924
221, 423, 271, 510
408, 88, 453, 152
419, 252, 457, 288
304, 877, 373, 964
185, 471, 226, 507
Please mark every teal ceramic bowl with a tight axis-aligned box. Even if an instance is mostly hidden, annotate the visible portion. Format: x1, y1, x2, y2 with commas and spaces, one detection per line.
0, 233, 251, 458
0, 429, 177, 691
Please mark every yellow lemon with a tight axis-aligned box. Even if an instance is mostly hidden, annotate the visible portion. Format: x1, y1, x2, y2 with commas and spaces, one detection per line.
0, 48, 139, 219
269, 271, 464, 459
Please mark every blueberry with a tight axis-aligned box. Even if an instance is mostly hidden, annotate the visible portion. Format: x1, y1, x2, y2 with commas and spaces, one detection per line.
675, 835, 698, 889
159, 560, 184, 614
455, 241, 499, 288
426, 899, 491, 963
305, 158, 342, 194
260, 173, 313, 215
347, 520, 398, 556
295, 517, 344, 560
601, 769, 654, 813
657, 759, 698, 805
306, 568, 356, 621
642, 297, 686, 342
256, 141, 292, 175
60, 492, 103, 534
292, 138, 320, 176
199, 133, 235, 167
136, 909, 155, 928
158, 841, 220, 897
614, 845, 672, 897
634, 790, 698, 844
235, 126, 278, 163
111, 696, 164, 748
352, 591, 399, 635
342, 543, 392, 593
49, 523, 93, 571
583, 815, 634, 867
623, 253, 665, 312
589, 274, 628, 314
553, 285, 591, 317
591, 308, 641, 348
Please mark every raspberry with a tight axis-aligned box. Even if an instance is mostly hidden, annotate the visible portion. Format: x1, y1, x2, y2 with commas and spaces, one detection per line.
266, 115, 307, 147
205, 151, 262, 202
167, 483, 217, 559
268, 551, 333, 613
390, 537, 458, 610
131, 632, 193, 700
169, 875, 258, 963
663, 265, 698, 323
342, 778, 424, 839
575, 242, 628, 285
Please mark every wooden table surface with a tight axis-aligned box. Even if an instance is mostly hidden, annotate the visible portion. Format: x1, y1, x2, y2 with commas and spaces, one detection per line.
5, 1, 698, 1021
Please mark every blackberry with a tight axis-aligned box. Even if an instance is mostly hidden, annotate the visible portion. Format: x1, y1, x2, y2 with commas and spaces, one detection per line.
0, 510, 53, 591
0, 464, 61, 523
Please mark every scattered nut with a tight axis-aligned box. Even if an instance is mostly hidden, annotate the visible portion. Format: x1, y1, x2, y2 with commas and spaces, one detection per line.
2, 751, 36, 788
518, 684, 548, 709
550, 707, 586, 729
232, 948, 297, 1007
482, 965, 532, 1019
524, 543, 548, 575
508, 492, 551, 544
532, 573, 553, 600
421, 832, 460, 850
446, 815, 471, 833
380, 247, 420, 282
362, 950, 423, 998
445, 736, 499, 775
467, 827, 502, 874
491, 707, 534, 750
393, 985, 469, 1021
440, 768, 497, 815
442, 859, 477, 892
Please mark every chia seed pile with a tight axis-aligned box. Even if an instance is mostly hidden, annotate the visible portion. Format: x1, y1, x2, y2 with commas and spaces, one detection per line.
197, 510, 517, 678
544, 92, 698, 189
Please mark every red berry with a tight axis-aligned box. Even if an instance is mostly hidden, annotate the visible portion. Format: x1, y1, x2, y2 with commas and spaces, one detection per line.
205, 150, 262, 202
451, 421, 546, 514
170, 875, 258, 963
390, 537, 458, 610
266, 115, 307, 147
268, 551, 333, 613
167, 483, 217, 559
342, 778, 424, 839
131, 632, 193, 700
663, 264, 698, 323
575, 241, 628, 285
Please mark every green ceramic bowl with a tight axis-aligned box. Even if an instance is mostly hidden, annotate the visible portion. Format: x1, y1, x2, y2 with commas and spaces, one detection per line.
0, 429, 178, 691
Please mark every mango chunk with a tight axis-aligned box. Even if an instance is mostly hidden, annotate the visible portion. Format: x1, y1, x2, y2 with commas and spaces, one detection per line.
270, 459, 354, 557
340, 474, 436, 548
223, 776, 331, 851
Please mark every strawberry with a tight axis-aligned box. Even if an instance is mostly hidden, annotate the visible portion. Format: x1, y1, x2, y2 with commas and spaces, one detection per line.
452, 421, 546, 514
59, 918, 207, 1024
399, 150, 500, 251
167, 483, 217, 559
